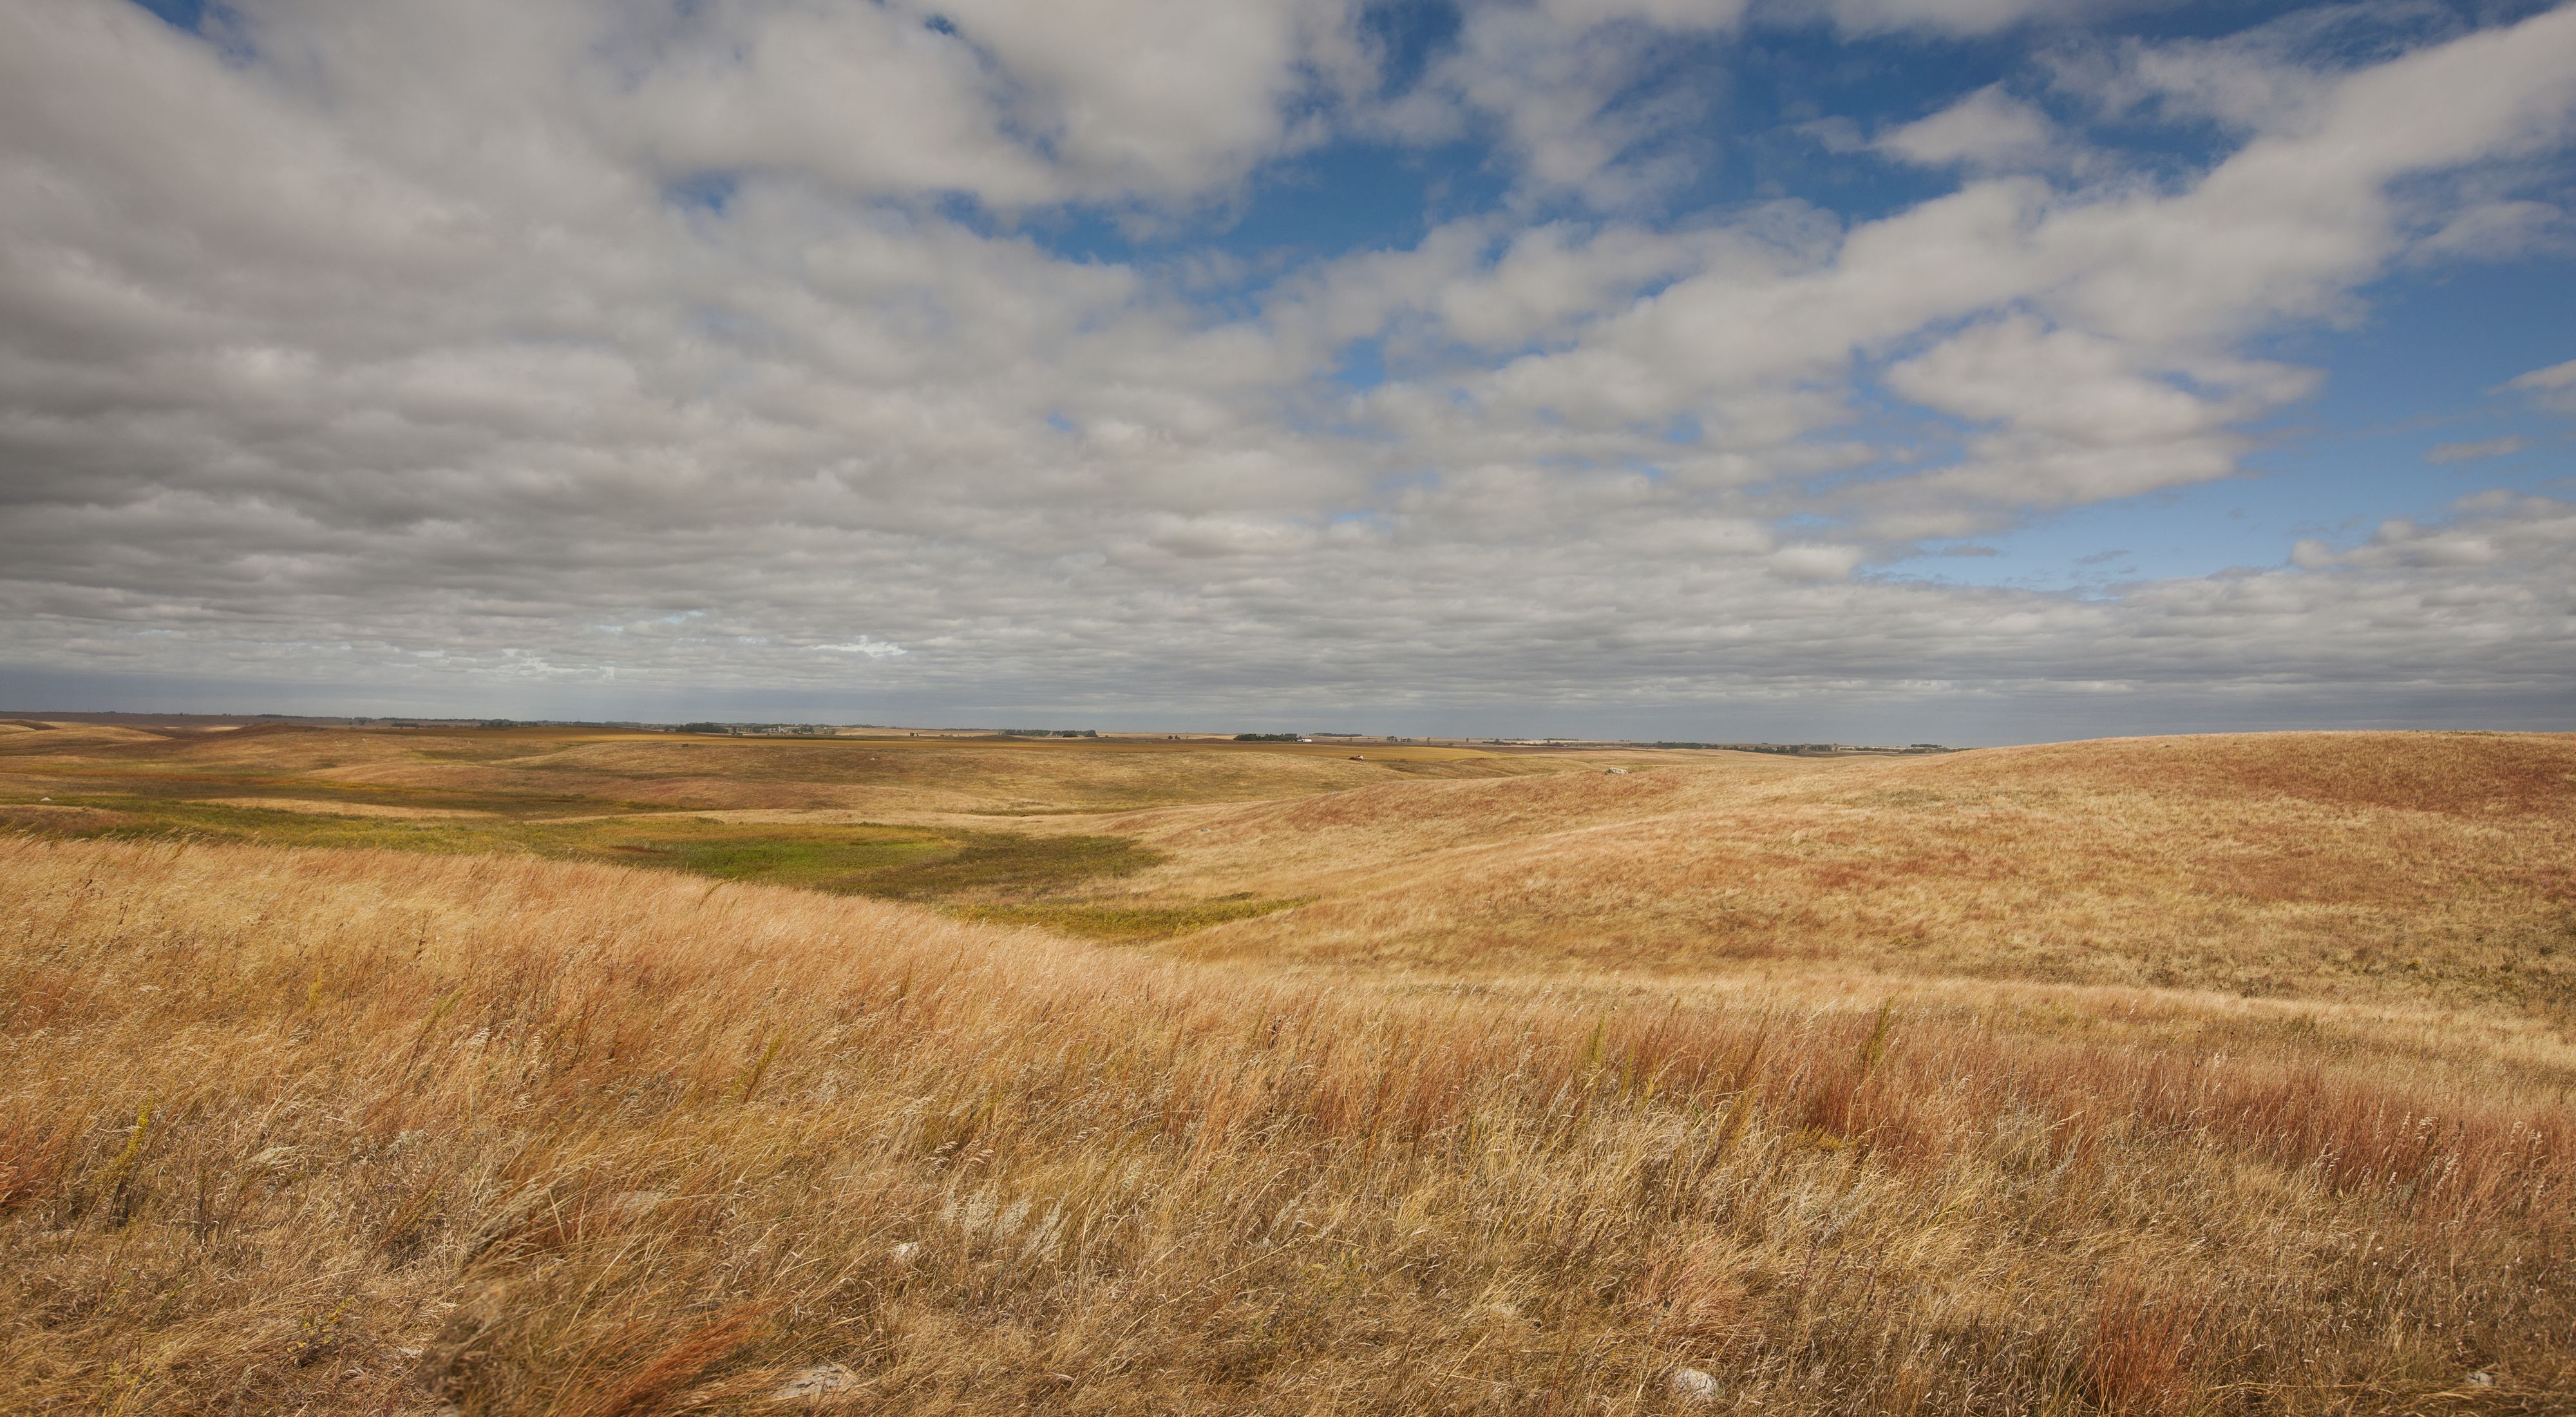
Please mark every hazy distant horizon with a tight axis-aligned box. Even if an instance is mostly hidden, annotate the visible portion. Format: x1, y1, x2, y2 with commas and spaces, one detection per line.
9, 673, 2571, 749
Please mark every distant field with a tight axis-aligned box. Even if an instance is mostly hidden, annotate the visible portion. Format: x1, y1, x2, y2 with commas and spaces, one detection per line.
2, 722, 2572, 1411
5, 721, 2570, 1011
1144, 733, 2576, 1015
0, 722, 1617, 938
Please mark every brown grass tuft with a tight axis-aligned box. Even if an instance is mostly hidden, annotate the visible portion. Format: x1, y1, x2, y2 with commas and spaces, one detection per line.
2080, 1273, 2203, 1417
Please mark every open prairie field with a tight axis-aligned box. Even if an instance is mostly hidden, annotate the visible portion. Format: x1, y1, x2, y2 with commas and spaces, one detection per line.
3, 723, 2573, 1412
0, 723, 1638, 939
5, 721, 2570, 1016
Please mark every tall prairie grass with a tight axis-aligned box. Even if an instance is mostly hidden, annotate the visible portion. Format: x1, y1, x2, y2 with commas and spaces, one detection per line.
3, 835, 2568, 1412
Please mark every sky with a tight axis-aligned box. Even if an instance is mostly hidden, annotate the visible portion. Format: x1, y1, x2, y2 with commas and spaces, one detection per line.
1, 0, 2573, 743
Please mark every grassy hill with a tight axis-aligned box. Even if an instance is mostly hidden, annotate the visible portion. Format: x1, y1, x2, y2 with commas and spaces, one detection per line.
1, 725, 2571, 1411
11, 724, 2570, 1008
1140, 733, 2576, 1009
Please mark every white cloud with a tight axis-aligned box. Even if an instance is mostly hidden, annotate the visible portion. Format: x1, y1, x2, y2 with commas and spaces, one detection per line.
2298, 494, 2576, 573
605, 4, 1067, 204
0, 0, 2571, 731
1870, 317, 2306, 516
924, 0, 1374, 197
2505, 356, 2576, 414
1380, 1, 1728, 207
2049, 3, 2479, 135
2414, 200, 2567, 262
1542, 0, 1749, 28
2508, 357, 2576, 390
1890, 320, 2186, 440
1877, 87, 2069, 173
1795, 0, 2148, 37
1771, 544, 1865, 580
2425, 436, 2528, 465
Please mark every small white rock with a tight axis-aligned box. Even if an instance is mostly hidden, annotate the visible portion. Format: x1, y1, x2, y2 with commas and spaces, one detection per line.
773, 1362, 860, 1400
1666, 1365, 1719, 1403
2467, 1371, 2495, 1387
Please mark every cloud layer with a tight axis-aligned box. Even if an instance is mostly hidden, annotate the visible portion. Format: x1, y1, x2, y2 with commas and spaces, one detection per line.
3, 0, 2573, 736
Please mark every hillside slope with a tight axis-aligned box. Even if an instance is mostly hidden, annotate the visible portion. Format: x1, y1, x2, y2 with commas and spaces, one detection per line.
1093, 734, 2576, 1015
0, 720, 1622, 821
7, 725, 2570, 1014
3, 835, 2571, 1412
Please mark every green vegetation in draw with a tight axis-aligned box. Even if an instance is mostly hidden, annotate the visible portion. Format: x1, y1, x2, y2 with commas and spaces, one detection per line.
3, 794, 1191, 928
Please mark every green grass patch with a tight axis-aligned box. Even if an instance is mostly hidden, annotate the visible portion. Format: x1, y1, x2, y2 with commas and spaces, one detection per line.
851, 832, 1160, 899
549, 819, 961, 889
953, 896, 1311, 941
3, 794, 1162, 908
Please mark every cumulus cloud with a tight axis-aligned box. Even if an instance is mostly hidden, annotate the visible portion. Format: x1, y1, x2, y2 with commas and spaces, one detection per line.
1877, 87, 2070, 173
1790, 0, 2152, 38
2505, 356, 2576, 414
1378, 2, 1726, 207
2414, 199, 2568, 262
1, 0, 2573, 733
2425, 436, 2528, 465
2294, 493, 2576, 574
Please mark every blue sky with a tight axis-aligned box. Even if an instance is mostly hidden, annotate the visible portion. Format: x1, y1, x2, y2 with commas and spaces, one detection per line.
1, 0, 2571, 740
1914, 254, 2576, 593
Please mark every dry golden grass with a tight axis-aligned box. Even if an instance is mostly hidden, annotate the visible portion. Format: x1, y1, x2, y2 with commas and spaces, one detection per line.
0, 720, 1654, 940
5, 723, 2569, 1018
0, 721, 1600, 821
3, 728, 2573, 1412
5, 832, 2572, 1413
1110, 734, 2576, 1017
192, 798, 502, 820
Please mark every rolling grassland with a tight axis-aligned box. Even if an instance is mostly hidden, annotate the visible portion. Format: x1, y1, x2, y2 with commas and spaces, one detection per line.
1135, 734, 2576, 1011
1, 725, 2572, 1412
0, 722, 1634, 940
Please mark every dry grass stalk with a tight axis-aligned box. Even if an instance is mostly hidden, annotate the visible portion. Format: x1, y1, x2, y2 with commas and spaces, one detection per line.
3, 835, 2569, 1412
1157, 734, 2576, 1015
